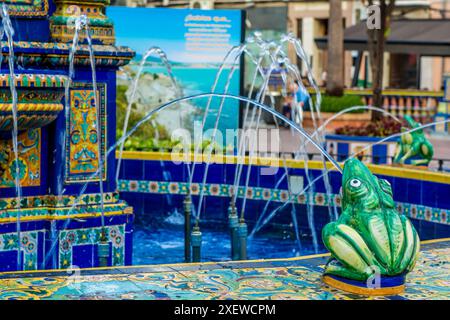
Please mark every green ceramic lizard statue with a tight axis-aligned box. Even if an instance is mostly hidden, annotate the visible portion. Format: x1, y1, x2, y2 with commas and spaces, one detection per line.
394, 115, 433, 166
322, 158, 420, 281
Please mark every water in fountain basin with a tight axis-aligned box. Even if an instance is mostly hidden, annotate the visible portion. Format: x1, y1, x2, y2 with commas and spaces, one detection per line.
132, 219, 323, 265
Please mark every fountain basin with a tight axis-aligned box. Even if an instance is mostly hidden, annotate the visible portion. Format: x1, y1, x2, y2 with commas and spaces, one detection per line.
325, 134, 400, 164
0, 73, 67, 133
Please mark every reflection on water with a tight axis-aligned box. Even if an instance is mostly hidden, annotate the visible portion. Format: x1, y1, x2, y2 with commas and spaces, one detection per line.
132, 218, 324, 265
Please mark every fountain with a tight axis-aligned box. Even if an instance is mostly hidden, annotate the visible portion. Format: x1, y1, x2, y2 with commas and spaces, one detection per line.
0, 0, 134, 271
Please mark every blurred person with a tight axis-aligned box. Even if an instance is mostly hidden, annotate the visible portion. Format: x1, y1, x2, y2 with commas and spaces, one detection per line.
282, 94, 293, 128
292, 80, 311, 125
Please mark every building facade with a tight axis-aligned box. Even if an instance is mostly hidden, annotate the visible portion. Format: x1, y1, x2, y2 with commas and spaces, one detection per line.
110, 0, 450, 91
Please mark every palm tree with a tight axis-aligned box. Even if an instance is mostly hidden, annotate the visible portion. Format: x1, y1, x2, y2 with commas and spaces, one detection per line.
326, 0, 344, 96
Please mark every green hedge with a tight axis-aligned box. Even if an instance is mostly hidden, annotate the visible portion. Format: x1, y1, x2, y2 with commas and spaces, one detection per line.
319, 95, 365, 113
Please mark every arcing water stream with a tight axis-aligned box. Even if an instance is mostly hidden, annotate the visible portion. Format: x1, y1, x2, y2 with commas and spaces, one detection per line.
115, 46, 183, 185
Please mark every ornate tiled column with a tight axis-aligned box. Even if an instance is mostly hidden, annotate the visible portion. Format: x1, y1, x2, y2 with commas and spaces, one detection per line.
0, 0, 135, 272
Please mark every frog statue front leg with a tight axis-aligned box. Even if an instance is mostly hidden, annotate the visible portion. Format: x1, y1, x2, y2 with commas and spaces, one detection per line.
393, 115, 433, 167
321, 159, 420, 295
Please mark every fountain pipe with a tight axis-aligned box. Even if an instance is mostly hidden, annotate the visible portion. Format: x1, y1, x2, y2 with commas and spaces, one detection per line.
238, 219, 248, 260
191, 224, 202, 263
183, 194, 192, 262
98, 229, 110, 267
228, 198, 239, 260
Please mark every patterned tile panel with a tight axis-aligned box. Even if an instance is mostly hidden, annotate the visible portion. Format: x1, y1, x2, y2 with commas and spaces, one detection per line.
0, 230, 44, 271
59, 225, 126, 269
65, 83, 107, 183
1, 0, 49, 17
0, 129, 40, 188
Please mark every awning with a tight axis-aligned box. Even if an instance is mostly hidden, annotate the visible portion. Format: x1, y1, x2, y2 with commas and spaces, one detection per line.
315, 19, 450, 56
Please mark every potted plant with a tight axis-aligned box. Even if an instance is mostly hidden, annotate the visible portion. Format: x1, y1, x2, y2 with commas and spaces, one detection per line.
326, 118, 402, 164
303, 95, 370, 130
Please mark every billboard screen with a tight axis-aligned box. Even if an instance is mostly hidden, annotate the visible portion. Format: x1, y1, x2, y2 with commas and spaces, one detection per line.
108, 7, 244, 151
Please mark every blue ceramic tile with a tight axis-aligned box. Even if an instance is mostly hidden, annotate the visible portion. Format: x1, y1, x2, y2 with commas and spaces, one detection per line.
122, 159, 144, 180
73, 244, 96, 268
336, 142, 349, 161
372, 144, 388, 164
204, 163, 225, 184
0, 251, 19, 272
393, 177, 409, 203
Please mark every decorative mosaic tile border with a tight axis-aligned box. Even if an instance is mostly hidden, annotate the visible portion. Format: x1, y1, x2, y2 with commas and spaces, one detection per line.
0, 74, 67, 88
59, 224, 126, 269
0, 192, 121, 210
3, 0, 49, 17
0, 193, 132, 223
118, 179, 450, 226
3, 41, 135, 68
3, 40, 133, 53
0, 202, 132, 223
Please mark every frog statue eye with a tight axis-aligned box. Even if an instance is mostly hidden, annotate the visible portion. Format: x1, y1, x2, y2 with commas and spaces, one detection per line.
349, 178, 362, 188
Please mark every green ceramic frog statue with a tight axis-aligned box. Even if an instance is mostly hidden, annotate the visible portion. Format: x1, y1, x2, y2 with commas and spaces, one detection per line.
394, 115, 433, 166
322, 158, 420, 282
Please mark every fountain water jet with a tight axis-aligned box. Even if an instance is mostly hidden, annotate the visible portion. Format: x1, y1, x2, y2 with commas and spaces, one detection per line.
115, 46, 183, 185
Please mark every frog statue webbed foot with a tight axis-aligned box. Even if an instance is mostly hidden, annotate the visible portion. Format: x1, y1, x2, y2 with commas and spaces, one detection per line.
321, 159, 420, 294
